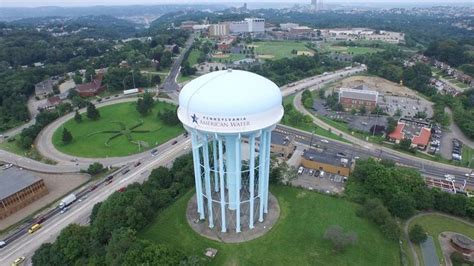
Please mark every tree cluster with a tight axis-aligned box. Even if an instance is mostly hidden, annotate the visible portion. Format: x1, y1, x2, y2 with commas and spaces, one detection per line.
157, 108, 180, 126
136, 93, 154, 116
282, 103, 313, 129
86, 103, 100, 120
17, 110, 59, 149
87, 162, 105, 175
301, 90, 314, 109
409, 224, 427, 244
348, 158, 474, 222
32, 154, 195, 265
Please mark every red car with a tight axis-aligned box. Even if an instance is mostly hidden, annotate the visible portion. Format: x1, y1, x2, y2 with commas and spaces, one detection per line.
117, 187, 126, 192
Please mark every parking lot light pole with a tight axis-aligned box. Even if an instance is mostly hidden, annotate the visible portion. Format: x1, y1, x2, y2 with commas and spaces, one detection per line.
309, 130, 315, 148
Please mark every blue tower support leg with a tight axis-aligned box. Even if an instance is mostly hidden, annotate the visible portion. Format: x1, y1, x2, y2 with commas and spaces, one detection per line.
264, 130, 272, 214
235, 135, 241, 233
202, 136, 214, 228
191, 133, 205, 219
212, 139, 219, 192
249, 134, 256, 229
258, 130, 266, 222
226, 136, 238, 210
218, 138, 227, 232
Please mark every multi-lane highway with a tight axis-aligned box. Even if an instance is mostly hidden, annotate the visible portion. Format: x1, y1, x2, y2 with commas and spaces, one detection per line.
0, 139, 191, 265
276, 124, 473, 186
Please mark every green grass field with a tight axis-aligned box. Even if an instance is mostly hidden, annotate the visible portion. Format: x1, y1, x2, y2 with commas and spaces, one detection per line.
462, 145, 474, 168
251, 41, 314, 60
52, 101, 184, 158
210, 53, 247, 63
186, 49, 201, 66
408, 214, 474, 265
326, 46, 383, 55
141, 186, 400, 266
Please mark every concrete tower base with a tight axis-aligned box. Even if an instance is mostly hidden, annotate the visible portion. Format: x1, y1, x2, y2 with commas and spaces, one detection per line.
186, 192, 280, 243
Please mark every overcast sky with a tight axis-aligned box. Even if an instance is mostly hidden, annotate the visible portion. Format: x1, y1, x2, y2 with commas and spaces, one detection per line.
0, 0, 468, 8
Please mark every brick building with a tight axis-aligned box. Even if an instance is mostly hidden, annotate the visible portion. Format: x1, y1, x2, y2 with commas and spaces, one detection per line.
339, 85, 379, 111
301, 149, 353, 177
75, 72, 106, 97
0, 167, 48, 219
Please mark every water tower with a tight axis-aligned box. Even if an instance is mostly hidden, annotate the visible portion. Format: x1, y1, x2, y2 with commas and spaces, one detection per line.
178, 70, 283, 233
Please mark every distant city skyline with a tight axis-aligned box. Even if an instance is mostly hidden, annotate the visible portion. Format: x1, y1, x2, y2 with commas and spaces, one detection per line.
0, 0, 470, 8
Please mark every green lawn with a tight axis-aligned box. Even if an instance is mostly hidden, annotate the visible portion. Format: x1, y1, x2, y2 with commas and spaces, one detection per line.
251, 41, 314, 60
0, 136, 56, 164
408, 214, 474, 265
210, 53, 247, 63
462, 145, 474, 168
177, 74, 198, 84
141, 186, 400, 266
52, 101, 184, 158
187, 49, 201, 66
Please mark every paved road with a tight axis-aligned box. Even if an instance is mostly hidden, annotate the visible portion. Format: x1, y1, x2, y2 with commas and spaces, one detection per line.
0, 139, 191, 265
162, 34, 195, 93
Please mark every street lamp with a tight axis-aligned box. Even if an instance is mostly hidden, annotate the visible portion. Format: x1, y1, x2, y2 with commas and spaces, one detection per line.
309, 130, 315, 148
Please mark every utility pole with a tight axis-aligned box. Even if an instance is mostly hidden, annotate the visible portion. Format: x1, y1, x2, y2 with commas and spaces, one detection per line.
309, 130, 315, 148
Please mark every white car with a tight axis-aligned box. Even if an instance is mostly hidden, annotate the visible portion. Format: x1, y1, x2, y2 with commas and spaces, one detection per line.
297, 166, 304, 175
320, 139, 329, 143
444, 174, 455, 182
309, 169, 314, 175
465, 172, 474, 178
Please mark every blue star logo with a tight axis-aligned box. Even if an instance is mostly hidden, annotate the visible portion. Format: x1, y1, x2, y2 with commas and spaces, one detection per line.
191, 114, 198, 123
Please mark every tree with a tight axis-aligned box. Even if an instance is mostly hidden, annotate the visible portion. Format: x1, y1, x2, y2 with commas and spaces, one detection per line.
85, 66, 96, 82
157, 108, 180, 126
359, 105, 367, 115
160, 51, 173, 68
398, 138, 414, 153
86, 103, 100, 120
172, 45, 180, 54
151, 74, 161, 85
409, 224, 427, 244
87, 162, 105, 175
74, 110, 82, 123
323, 225, 358, 253
136, 98, 148, 116
62, 127, 73, 144
54, 224, 91, 263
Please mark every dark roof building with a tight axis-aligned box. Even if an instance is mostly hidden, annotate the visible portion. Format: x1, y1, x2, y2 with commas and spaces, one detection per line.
0, 167, 48, 219
301, 149, 353, 176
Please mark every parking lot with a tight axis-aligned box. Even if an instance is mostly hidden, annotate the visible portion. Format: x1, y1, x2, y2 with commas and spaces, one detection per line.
378, 95, 433, 117
290, 167, 346, 194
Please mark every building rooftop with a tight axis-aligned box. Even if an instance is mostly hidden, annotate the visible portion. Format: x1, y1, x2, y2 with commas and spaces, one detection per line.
302, 149, 352, 168
339, 87, 379, 102
412, 127, 431, 146
75, 73, 104, 94
271, 131, 294, 147
0, 167, 42, 200
388, 122, 405, 141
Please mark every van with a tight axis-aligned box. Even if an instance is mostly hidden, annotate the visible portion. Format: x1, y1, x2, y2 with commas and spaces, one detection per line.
28, 223, 42, 234
319, 171, 325, 178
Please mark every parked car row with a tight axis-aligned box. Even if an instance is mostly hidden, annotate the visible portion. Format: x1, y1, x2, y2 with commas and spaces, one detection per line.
297, 166, 325, 178
429, 124, 442, 155
452, 138, 463, 161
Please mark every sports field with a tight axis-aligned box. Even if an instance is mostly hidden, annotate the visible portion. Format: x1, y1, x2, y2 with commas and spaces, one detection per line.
251, 41, 315, 60
52, 101, 183, 158
141, 186, 400, 265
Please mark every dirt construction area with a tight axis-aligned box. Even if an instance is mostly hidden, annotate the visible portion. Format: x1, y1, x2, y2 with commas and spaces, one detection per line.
337, 75, 419, 97
0, 172, 89, 231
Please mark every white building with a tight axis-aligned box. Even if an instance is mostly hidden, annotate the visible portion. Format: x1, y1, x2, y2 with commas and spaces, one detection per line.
209, 23, 229, 36
229, 18, 265, 33
280, 23, 299, 31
